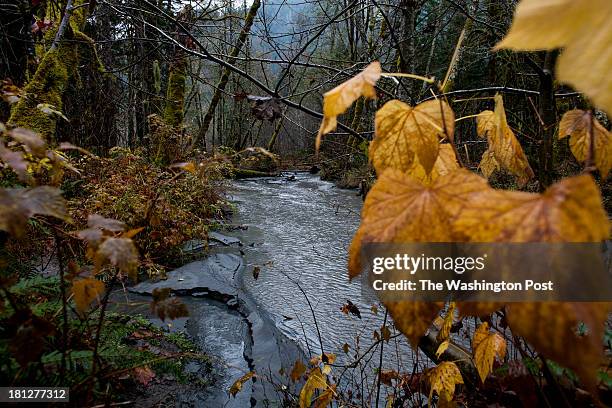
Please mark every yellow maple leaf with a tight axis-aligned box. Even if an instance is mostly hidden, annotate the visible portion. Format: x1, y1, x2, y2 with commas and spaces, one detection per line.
559, 109, 611, 178
476, 95, 534, 187
348, 168, 487, 278
495, 0, 612, 115
72, 278, 105, 313
316, 62, 382, 151
425, 361, 463, 405
370, 99, 454, 175
472, 322, 507, 383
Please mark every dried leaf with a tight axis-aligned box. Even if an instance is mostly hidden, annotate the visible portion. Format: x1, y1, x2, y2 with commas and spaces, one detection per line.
170, 162, 196, 174
379, 369, 400, 386
436, 302, 456, 342
290, 360, 307, 382
72, 278, 105, 313
436, 340, 450, 359
472, 322, 507, 383
370, 100, 454, 174
495, 0, 612, 115
8, 309, 55, 367
299, 367, 327, 408
506, 302, 609, 391
349, 168, 487, 278
316, 62, 382, 151
424, 361, 463, 405
453, 174, 609, 242
477, 95, 534, 186
0, 141, 28, 181
313, 384, 335, 408
559, 109, 611, 178
87, 214, 126, 232
384, 301, 443, 347
133, 365, 156, 386
478, 149, 499, 179
229, 371, 255, 397
96, 237, 139, 278
9, 128, 47, 157
0, 187, 68, 236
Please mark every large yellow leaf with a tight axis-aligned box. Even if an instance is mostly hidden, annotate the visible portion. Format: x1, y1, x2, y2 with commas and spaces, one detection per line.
453, 174, 609, 242
476, 95, 534, 186
506, 302, 609, 391
424, 361, 463, 405
72, 278, 105, 313
404, 144, 460, 184
472, 322, 507, 383
316, 62, 382, 151
495, 0, 612, 115
453, 175, 610, 388
559, 109, 611, 178
385, 301, 443, 347
370, 100, 454, 174
348, 168, 487, 278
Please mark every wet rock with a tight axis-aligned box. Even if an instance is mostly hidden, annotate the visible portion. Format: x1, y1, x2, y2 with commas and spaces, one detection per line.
130, 253, 244, 299
209, 231, 242, 246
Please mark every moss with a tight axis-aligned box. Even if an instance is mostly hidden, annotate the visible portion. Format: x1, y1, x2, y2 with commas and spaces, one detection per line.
9, 24, 102, 141
8, 50, 68, 139
163, 57, 187, 128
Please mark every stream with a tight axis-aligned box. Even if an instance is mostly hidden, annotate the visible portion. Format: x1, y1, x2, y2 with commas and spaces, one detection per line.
128, 172, 424, 407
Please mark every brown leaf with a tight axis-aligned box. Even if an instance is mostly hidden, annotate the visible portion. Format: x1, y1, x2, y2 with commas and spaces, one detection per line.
0, 141, 28, 181
379, 369, 400, 386
316, 62, 382, 151
96, 237, 139, 278
72, 278, 105, 313
559, 109, 611, 178
453, 174, 609, 242
370, 100, 454, 175
476, 95, 534, 186
9, 128, 47, 157
0, 187, 68, 237
436, 302, 456, 342
229, 371, 255, 397
384, 301, 443, 347
313, 383, 335, 408
87, 214, 126, 232
169, 162, 196, 174
8, 309, 55, 367
133, 365, 156, 386
290, 360, 307, 382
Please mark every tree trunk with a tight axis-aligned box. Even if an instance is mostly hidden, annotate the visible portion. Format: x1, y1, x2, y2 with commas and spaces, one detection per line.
193, 0, 261, 148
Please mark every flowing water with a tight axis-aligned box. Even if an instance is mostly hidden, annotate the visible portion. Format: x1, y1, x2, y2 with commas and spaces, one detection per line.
230, 173, 420, 368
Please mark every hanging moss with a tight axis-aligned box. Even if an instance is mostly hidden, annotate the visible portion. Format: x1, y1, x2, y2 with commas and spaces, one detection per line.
163, 57, 187, 128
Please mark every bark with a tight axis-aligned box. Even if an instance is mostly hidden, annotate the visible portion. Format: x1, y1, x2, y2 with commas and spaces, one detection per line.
193, 0, 261, 148
537, 51, 559, 190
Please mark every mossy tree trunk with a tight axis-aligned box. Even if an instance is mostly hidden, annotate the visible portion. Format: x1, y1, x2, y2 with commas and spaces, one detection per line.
162, 55, 187, 128
7, 0, 90, 141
